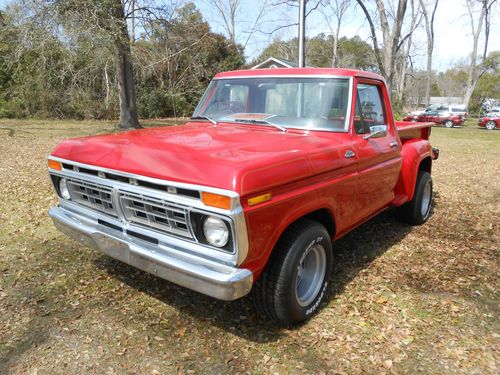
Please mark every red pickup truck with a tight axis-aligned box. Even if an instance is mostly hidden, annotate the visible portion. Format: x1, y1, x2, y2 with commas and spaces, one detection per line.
48, 68, 438, 324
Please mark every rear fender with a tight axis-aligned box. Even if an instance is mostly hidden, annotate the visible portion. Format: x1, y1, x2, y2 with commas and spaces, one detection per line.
394, 139, 432, 203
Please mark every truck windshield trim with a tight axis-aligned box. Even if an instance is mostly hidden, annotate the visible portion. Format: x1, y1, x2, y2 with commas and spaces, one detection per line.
193, 77, 353, 133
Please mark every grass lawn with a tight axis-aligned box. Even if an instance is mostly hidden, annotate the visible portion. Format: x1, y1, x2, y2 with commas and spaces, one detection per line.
0, 118, 498, 374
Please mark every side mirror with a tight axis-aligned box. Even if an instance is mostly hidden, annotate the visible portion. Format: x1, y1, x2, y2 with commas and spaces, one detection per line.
363, 125, 387, 140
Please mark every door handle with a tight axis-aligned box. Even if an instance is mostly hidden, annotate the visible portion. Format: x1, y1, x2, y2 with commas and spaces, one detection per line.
390, 141, 398, 149
344, 150, 356, 158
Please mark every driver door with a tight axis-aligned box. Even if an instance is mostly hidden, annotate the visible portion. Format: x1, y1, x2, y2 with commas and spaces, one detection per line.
351, 79, 402, 222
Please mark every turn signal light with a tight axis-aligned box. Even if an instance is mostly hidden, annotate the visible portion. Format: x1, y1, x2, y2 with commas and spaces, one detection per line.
201, 192, 231, 210
48, 159, 62, 171
248, 193, 272, 206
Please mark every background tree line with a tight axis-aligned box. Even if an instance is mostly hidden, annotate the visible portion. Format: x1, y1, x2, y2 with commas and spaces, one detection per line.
0, 1, 244, 125
0, 0, 498, 127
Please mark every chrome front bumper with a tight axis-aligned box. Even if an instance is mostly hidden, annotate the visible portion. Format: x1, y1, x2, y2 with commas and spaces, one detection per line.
49, 206, 253, 301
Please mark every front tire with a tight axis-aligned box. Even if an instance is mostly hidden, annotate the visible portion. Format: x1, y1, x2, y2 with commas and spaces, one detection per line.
444, 120, 454, 128
486, 121, 496, 130
397, 171, 433, 225
253, 220, 332, 325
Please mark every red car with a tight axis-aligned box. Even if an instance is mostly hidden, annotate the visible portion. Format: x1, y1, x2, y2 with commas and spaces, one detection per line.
478, 116, 500, 130
47, 68, 438, 324
404, 110, 464, 128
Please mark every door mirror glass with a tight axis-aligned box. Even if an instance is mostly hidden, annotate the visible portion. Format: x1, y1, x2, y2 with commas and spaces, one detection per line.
363, 125, 387, 140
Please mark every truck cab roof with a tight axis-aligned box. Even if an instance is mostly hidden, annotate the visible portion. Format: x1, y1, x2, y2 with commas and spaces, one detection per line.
215, 67, 386, 82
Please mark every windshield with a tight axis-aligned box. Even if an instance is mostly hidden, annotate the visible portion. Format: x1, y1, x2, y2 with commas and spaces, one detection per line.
192, 77, 351, 131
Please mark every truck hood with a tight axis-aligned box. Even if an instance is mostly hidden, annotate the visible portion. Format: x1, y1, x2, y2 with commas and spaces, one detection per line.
51, 122, 351, 196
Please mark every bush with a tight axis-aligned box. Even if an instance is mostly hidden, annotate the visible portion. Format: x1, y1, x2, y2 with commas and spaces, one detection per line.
0, 97, 25, 118
138, 89, 193, 118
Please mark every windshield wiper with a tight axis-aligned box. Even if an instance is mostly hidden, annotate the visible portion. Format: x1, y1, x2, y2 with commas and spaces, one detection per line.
232, 118, 287, 132
190, 115, 217, 125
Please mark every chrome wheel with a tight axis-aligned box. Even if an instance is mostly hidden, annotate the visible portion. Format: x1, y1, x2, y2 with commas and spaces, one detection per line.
486, 121, 496, 130
445, 120, 454, 128
295, 244, 327, 307
421, 179, 432, 219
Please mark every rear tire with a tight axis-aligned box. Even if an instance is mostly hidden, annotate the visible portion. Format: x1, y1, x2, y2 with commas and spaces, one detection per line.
397, 171, 433, 225
486, 121, 496, 130
253, 220, 332, 325
444, 120, 454, 128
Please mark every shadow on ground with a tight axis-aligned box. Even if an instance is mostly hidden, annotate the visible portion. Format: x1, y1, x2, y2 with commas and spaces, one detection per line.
94, 209, 416, 343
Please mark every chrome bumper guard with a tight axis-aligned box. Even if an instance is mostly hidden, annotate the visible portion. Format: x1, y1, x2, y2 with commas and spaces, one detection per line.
49, 206, 253, 301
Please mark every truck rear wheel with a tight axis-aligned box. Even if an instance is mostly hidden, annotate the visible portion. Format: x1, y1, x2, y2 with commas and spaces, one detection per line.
253, 220, 332, 325
397, 171, 433, 225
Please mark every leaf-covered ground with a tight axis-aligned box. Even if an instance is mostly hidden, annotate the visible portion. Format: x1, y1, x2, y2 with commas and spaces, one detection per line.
0, 119, 498, 374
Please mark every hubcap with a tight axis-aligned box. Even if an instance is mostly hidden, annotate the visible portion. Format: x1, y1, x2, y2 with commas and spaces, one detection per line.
421, 180, 432, 218
295, 244, 327, 307
445, 121, 453, 128
486, 121, 495, 130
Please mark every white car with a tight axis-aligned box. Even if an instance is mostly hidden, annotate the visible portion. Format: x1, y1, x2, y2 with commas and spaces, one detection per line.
410, 104, 467, 118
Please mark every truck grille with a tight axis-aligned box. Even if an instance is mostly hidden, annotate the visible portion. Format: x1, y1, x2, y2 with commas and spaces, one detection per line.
119, 192, 192, 238
67, 179, 116, 217
63, 177, 193, 239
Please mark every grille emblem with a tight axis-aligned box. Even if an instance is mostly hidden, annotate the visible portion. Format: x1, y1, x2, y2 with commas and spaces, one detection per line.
167, 186, 177, 194
98, 171, 106, 178
129, 178, 139, 186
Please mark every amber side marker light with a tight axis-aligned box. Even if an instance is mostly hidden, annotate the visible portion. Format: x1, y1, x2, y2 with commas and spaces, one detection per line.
201, 192, 232, 210
248, 193, 272, 206
48, 159, 62, 171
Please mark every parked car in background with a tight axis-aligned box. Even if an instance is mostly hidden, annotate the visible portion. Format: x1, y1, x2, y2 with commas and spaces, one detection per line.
448, 105, 468, 118
478, 115, 500, 130
403, 110, 464, 128
410, 104, 468, 118
483, 107, 500, 117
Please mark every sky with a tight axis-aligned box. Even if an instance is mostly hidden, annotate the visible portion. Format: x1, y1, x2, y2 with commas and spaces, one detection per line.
1, 0, 498, 72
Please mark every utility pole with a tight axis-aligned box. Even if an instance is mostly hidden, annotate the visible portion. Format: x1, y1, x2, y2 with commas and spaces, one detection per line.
298, 0, 306, 67
131, 0, 135, 43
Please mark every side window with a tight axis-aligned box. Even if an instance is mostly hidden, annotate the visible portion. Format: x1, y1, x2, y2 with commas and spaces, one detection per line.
354, 83, 386, 134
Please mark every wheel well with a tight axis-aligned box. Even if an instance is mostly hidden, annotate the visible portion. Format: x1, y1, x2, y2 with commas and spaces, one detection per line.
419, 156, 432, 173
301, 208, 335, 238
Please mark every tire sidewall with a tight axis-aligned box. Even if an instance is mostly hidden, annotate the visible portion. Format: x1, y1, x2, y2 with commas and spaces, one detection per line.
412, 171, 433, 224
276, 225, 332, 323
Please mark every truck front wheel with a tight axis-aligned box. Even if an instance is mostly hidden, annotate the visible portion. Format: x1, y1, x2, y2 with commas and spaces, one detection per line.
397, 171, 433, 225
253, 220, 332, 325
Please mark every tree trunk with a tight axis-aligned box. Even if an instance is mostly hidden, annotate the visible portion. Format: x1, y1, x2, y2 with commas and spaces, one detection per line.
420, 0, 439, 107
462, 81, 477, 109
424, 41, 433, 106
113, 2, 140, 130
463, 0, 487, 109
331, 33, 338, 67
356, 0, 408, 99
116, 43, 140, 129
104, 62, 110, 113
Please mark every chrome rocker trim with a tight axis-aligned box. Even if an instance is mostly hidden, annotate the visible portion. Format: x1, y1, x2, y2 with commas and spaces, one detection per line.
49, 206, 253, 301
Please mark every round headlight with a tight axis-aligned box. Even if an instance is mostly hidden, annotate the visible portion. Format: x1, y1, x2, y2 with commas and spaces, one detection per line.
203, 216, 229, 248
59, 178, 71, 200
